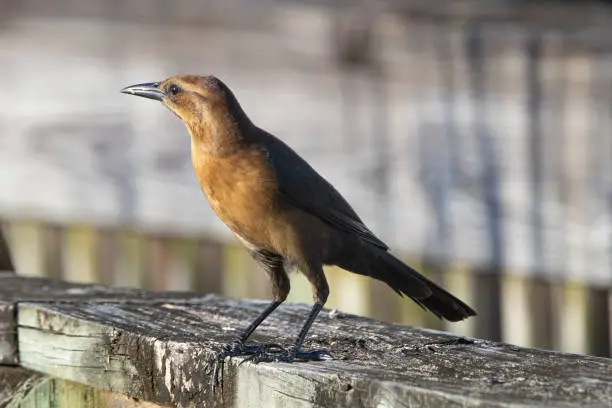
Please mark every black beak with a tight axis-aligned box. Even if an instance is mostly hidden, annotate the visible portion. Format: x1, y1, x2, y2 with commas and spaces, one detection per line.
120, 82, 165, 101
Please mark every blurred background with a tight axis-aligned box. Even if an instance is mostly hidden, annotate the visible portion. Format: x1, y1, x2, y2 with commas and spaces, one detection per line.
1, 0, 611, 357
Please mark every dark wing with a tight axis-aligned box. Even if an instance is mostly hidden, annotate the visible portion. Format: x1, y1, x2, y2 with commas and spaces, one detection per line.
258, 130, 388, 251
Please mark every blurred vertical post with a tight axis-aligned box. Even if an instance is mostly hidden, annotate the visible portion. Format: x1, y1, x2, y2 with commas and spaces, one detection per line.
557, 40, 591, 354
522, 29, 555, 350
465, 21, 503, 342
553, 36, 593, 355
43, 225, 64, 280
433, 21, 456, 296
334, 5, 399, 321
584, 45, 611, 357
366, 10, 396, 322
609, 50, 612, 356
334, 5, 391, 235
370, 39, 391, 240
95, 0, 132, 287
413, 20, 457, 331
432, 19, 471, 333
104, 0, 138, 233
334, 6, 367, 154
526, 30, 545, 278
0, 0, 16, 274
0, 224, 14, 272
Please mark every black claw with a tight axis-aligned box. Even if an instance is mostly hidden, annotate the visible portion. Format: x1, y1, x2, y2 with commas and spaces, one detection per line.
222, 341, 284, 355
241, 347, 333, 364
244, 349, 290, 364
217, 341, 288, 363
215, 340, 332, 374
239, 345, 289, 364
294, 349, 333, 361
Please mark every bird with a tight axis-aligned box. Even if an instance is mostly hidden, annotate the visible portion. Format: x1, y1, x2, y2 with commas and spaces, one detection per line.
121, 75, 476, 362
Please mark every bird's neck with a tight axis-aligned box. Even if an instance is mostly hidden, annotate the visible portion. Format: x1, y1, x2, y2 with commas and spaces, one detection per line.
186, 107, 254, 157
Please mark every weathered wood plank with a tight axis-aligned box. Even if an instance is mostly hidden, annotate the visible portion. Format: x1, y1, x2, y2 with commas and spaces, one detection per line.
16, 293, 612, 408
0, 366, 163, 408
0, 275, 202, 304
0, 300, 17, 365
0, 275, 200, 365
0, 366, 45, 408
15, 378, 165, 408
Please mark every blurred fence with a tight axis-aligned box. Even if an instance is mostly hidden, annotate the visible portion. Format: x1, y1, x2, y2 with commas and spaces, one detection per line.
1, 0, 612, 356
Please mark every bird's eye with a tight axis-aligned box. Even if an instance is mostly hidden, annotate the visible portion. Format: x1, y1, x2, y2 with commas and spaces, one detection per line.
168, 84, 181, 96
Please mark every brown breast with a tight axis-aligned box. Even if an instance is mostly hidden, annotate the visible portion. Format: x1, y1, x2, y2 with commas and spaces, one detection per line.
191, 147, 281, 249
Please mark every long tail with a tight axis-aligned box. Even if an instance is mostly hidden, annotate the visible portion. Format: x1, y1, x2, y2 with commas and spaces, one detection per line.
335, 246, 476, 322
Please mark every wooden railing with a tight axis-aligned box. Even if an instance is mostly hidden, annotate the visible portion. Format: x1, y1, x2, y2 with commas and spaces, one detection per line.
2, 219, 610, 359
1, 273, 611, 408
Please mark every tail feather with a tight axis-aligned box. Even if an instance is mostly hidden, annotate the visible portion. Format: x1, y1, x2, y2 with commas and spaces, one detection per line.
336, 247, 476, 322
380, 251, 476, 321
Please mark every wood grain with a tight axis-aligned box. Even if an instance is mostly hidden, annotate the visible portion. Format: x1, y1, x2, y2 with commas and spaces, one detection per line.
0, 366, 163, 408
0, 274, 201, 364
0, 366, 44, 408
15, 291, 612, 408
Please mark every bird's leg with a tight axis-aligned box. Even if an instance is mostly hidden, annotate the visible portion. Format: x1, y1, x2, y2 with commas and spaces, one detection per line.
247, 264, 332, 363
221, 251, 290, 358
247, 302, 332, 363
288, 301, 332, 360
239, 300, 282, 344
214, 300, 286, 392
222, 300, 284, 356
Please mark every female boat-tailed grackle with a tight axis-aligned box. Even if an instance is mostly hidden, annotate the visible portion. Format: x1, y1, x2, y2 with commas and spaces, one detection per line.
121, 75, 476, 363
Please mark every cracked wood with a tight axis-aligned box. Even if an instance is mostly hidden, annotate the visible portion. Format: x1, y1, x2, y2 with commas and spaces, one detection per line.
0, 274, 200, 364
14, 292, 612, 408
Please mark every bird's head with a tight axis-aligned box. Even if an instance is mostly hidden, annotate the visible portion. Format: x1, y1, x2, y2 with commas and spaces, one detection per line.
121, 75, 238, 123
121, 75, 252, 154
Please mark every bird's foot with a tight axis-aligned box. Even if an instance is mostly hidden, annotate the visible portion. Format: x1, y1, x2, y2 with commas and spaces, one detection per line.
243, 346, 333, 364
212, 341, 287, 390
220, 341, 285, 358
